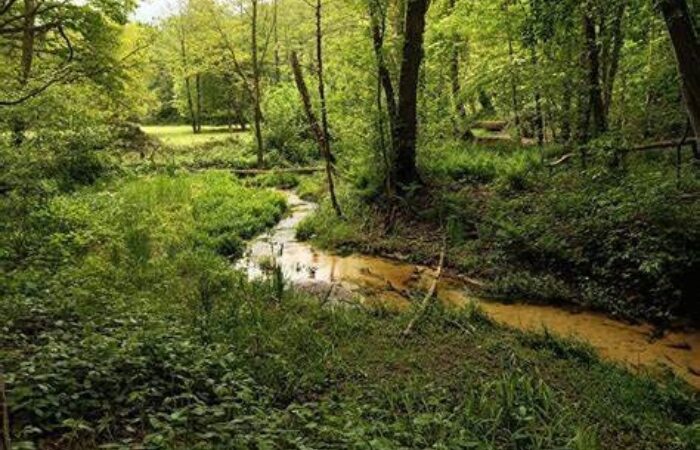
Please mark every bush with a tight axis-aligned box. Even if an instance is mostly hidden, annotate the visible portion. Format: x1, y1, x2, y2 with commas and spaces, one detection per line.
262, 84, 317, 164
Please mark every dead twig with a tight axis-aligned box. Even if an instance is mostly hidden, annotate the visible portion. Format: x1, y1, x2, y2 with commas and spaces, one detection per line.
401, 240, 446, 337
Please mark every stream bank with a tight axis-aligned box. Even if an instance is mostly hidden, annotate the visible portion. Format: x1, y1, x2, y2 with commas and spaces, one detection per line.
236, 191, 700, 389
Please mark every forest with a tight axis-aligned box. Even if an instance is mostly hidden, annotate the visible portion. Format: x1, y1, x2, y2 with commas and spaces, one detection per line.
1, 0, 700, 448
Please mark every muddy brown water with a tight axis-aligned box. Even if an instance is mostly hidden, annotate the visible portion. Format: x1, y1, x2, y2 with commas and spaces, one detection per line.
236, 192, 700, 389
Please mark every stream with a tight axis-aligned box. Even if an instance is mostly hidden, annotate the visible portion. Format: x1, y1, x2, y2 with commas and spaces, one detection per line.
236, 191, 700, 389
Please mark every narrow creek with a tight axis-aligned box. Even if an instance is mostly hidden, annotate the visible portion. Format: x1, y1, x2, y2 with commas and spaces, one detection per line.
236, 191, 700, 389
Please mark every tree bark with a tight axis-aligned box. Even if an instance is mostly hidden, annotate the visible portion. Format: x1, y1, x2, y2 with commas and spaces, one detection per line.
273, 0, 281, 82
251, 0, 265, 168
195, 72, 203, 133
393, 0, 430, 190
11, 0, 36, 146
530, 46, 545, 146
583, 7, 607, 137
659, 0, 700, 140
448, 0, 466, 136
370, 16, 398, 131
507, 22, 521, 140
178, 18, 197, 135
290, 51, 342, 217
315, 0, 331, 155
602, 0, 626, 119
369, 1, 396, 196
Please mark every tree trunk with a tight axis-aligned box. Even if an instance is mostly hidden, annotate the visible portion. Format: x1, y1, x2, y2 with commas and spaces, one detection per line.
583, 7, 607, 137
11, 0, 36, 146
392, 0, 430, 190
273, 0, 281, 82
659, 0, 700, 140
602, 0, 626, 119
561, 79, 573, 143
184, 76, 197, 134
195, 72, 203, 133
315, 0, 331, 154
369, 2, 396, 196
178, 18, 197, 135
251, 0, 265, 168
290, 51, 342, 217
370, 13, 398, 131
530, 46, 545, 146
448, 0, 466, 136
507, 23, 521, 140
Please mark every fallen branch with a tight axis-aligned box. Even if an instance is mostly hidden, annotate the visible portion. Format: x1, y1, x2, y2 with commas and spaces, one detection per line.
624, 137, 697, 152
231, 167, 325, 175
401, 242, 446, 337
548, 153, 575, 167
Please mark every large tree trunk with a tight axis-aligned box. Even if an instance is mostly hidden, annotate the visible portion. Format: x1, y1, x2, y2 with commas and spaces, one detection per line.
583, 7, 607, 137
251, 0, 265, 168
659, 0, 700, 140
392, 0, 430, 190
290, 52, 342, 217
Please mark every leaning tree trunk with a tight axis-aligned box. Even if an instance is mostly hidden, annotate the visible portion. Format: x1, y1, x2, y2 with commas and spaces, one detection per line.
659, 0, 700, 140
392, 0, 430, 191
290, 52, 342, 217
315, 0, 331, 156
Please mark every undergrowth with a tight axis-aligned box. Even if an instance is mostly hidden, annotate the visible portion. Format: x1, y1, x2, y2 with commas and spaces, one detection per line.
299, 140, 700, 324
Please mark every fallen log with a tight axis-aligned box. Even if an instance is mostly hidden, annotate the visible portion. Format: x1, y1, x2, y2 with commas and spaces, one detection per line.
473, 120, 508, 132
231, 167, 325, 175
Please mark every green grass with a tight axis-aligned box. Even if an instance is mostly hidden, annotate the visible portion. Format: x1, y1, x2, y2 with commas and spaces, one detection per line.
2, 280, 698, 449
4, 178, 700, 448
1, 137, 698, 449
141, 125, 247, 147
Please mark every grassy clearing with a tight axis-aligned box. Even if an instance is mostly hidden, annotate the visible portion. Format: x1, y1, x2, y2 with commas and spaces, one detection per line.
141, 125, 244, 147
298, 140, 700, 324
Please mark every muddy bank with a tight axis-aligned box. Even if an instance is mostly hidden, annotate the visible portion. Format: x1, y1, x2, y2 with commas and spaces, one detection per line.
236, 192, 700, 389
